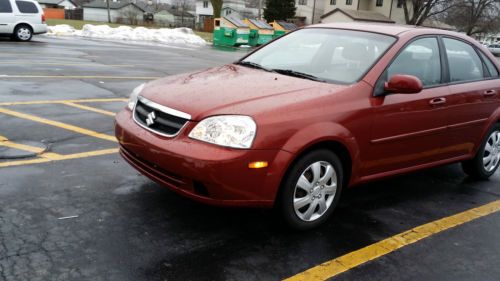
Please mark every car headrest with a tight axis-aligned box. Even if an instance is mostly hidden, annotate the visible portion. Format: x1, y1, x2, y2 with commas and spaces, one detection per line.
341, 42, 371, 61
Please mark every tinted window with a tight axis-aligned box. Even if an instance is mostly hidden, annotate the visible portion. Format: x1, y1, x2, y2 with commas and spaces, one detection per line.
444, 38, 483, 82
479, 51, 499, 77
0, 0, 13, 13
16, 0, 37, 13
387, 37, 442, 87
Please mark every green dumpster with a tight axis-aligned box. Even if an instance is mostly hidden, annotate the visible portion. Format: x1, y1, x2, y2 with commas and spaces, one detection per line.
270, 20, 297, 39
213, 16, 250, 47
244, 19, 274, 46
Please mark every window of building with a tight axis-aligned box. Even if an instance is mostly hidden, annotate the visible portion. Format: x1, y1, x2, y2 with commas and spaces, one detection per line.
346, 0, 352, 5
330, 0, 336, 5
397, 0, 404, 8
0, 0, 13, 13
298, 0, 307, 5
385, 37, 442, 87
443, 38, 484, 82
376, 0, 383, 6
203, 1, 208, 8
15, 0, 38, 13
225, 9, 231, 15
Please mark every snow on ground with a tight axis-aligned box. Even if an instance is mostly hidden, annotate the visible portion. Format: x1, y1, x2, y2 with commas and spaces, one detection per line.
47, 24, 207, 47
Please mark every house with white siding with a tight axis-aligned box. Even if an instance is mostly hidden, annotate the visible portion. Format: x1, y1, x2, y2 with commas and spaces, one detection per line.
295, 0, 324, 25
321, 0, 408, 24
83, 0, 145, 23
37, 0, 77, 9
195, 0, 260, 29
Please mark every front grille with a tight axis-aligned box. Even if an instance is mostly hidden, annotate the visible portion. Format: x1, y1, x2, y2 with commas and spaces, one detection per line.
133, 96, 191, 137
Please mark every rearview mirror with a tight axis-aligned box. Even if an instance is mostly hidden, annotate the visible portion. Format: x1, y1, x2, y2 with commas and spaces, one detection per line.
384, 74, 423, 94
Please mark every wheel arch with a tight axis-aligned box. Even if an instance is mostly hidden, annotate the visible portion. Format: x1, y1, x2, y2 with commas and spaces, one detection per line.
275, 122, 360, 203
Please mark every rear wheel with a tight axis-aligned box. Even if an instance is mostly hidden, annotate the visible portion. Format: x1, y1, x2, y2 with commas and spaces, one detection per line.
278, 149, 343, 230
13, 25, 33, 42
462, 124, 500, 179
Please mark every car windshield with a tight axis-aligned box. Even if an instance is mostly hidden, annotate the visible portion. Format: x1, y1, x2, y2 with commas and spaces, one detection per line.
240, 28, 396, 84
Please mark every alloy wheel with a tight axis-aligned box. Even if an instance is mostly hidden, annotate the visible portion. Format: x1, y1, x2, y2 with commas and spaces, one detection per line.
483, 130, 500, 172
293, 161, 337, 222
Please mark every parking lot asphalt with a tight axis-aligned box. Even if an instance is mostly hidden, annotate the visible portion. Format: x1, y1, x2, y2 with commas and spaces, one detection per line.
0, 36, 499, 281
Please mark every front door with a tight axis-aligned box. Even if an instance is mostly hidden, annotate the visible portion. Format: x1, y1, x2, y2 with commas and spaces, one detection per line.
0, 0, 15, 34
364, 37, 451, 176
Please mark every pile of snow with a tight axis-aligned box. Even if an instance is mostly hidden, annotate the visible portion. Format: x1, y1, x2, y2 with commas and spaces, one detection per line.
47, 24, 207, 46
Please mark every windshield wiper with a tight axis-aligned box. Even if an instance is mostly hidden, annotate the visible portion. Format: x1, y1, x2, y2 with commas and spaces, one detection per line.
272, 69, 326, 82
236, 61, 274, 72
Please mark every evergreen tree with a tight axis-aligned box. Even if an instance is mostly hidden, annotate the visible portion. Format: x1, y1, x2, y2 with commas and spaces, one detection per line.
264, 0, 296, 22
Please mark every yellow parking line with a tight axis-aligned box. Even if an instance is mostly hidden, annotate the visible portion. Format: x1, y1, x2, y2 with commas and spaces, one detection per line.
0, 75, 159, 80
62, 102, 116, 117
0, 148, 118, 168
0, 107, 117, 142
0, 139, 46, 154
284, 199, 500, 281
0, 98, 127, 106
0, 62, 135, 67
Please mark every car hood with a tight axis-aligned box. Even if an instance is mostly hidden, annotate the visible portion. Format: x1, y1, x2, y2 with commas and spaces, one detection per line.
140, 64, 348, 120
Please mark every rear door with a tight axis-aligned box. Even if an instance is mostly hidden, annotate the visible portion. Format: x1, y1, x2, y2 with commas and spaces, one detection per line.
0, 0, 15, 33
441, 37, 500, 158
365, 37, 451, 176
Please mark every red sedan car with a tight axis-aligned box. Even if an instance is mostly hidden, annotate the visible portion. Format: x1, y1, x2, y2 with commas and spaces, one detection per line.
115, 23, 500, 229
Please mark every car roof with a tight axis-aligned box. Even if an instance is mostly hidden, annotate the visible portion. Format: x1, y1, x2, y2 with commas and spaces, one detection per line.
307, 22, 460, 37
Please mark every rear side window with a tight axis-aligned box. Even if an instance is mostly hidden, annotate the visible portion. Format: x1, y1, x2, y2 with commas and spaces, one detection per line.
386, 37, 442, 87
0, 0, 13, 13
15, 0, 38, 13
443, 38, 483, 82
479, 51, 499, 77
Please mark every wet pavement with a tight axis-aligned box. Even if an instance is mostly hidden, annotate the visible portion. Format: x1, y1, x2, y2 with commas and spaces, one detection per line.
0, 36, 499, 281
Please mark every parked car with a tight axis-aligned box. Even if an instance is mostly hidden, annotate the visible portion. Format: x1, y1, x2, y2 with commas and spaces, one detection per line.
115, 23, 500, 230
0, 0, 47, 41
488, 44, 500, 56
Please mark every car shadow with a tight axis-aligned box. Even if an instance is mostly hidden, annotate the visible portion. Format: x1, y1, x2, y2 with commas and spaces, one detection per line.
124, 163, 498, 280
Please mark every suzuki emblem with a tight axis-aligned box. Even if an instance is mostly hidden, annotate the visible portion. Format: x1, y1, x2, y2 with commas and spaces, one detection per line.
146, 111, 156, 126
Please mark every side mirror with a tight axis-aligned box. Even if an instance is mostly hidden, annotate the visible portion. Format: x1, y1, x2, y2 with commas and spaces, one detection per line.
384, 74, 423, 94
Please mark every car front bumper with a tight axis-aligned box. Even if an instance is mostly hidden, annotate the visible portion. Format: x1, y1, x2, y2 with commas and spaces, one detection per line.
115, 109, 294, 208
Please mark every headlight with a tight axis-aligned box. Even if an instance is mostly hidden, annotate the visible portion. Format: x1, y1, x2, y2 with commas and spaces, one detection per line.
127, 83, 145, 110
188, 115, 257, 149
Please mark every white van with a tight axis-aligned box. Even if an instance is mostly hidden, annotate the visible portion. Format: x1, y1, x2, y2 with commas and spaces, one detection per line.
0, 0, 47, 41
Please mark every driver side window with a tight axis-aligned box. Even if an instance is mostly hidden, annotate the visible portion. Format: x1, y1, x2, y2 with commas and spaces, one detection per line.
377, 37, 442, 94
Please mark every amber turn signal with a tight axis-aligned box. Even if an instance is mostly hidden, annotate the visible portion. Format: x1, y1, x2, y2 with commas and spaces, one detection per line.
248, 161, 268, 169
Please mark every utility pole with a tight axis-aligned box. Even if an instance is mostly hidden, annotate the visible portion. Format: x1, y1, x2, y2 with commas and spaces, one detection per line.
106, 0, 111, 23
258, 0, 262, 19
311, 0, 316, 24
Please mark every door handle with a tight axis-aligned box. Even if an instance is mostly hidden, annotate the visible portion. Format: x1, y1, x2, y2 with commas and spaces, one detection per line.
429, 97, 446, 106
484, 90, 497, 97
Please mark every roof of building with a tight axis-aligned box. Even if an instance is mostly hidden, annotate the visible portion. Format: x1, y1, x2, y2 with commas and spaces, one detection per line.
321, 8, 395, 24
37, 0, 77, 6
308, 22, 465, 38
83, 0, 145, 11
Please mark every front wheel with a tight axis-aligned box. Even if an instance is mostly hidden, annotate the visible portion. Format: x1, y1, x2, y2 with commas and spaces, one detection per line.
462, 124, 500, 179
278, 149, 343, 230
13, 25, 33, 42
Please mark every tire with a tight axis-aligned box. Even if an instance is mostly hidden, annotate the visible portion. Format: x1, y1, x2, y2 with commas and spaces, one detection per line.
462, 123, 500, 180
277, 149, 343, 230
13, 25, 33, 42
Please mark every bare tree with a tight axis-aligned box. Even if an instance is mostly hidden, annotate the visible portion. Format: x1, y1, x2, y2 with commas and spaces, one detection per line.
120, 5, 142, 25
173, 0, 192, 26
402, 0, 457, 25
443, 0, 500, 35
210, 0, 223, 18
